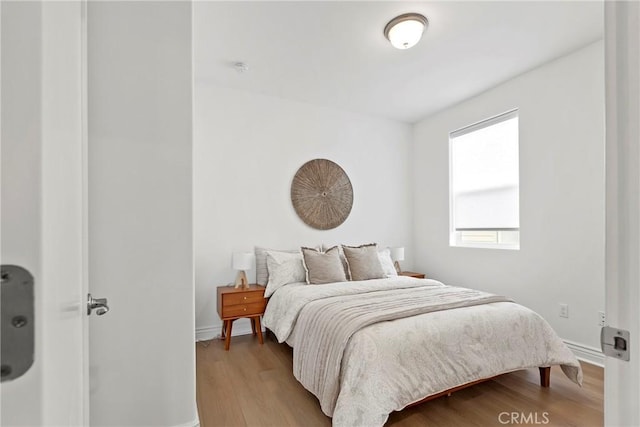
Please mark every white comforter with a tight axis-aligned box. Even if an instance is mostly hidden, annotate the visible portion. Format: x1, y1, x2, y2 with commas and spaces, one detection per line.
263, 277, 582, 427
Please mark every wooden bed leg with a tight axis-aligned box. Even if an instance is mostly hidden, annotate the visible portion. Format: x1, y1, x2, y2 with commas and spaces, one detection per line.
539, 367, 551, 387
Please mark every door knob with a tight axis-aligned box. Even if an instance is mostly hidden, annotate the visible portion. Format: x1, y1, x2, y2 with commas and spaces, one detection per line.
87, 294, 110, 316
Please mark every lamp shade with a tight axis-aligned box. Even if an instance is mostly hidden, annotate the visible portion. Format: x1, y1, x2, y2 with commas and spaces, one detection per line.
232, 252, 255, 271
389, 247, 405, 262
384, 13, 428, 50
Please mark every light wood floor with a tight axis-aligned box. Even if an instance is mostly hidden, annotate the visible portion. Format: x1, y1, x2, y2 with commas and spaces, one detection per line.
196, 331, 603, 427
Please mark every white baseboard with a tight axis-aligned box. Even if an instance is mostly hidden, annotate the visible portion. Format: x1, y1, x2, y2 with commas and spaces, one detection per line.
173, 418, 199, 427
196, 318, 263, 342
195, 325, 219, 342
563, 339, 605, 367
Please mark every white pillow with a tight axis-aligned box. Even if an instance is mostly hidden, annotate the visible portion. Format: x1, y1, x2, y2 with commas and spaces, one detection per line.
255, 247, 298, 285
378, 248, 398, 278
256, 245, 320, 285
264, 250, 306, 297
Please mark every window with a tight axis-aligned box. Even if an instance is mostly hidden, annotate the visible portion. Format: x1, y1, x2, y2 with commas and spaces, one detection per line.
449, 109, 520, 249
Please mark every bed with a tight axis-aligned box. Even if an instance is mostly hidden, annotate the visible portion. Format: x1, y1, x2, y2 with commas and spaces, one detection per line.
262, 275, 582, 427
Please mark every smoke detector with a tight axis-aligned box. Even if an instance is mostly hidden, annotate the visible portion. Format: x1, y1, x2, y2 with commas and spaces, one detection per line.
234, 62, 249, 73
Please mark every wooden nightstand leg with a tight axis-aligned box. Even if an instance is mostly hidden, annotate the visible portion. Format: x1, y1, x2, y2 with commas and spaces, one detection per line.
251, 317, 257, 336
255, 316, 263, 345
224, 319, 233, 351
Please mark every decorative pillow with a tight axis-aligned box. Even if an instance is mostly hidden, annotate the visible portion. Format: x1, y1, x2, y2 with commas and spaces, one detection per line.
301, 246, 348, 285
264, 251, 306, 297
321, 243, 350, 280
255, 247, 299, 285
378, 248, 398, 278
342, 243, 386, 281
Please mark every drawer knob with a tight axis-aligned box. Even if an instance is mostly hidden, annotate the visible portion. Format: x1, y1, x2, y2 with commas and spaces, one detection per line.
243, 296, 247, 300
243, 308, 247, 311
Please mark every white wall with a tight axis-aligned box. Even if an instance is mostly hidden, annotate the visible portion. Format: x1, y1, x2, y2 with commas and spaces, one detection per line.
194, 85, 413, 338
88, 2, 196, 426
413, 41, 605, 352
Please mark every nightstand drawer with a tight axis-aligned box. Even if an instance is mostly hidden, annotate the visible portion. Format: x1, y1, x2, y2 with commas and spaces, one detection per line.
224, 291, 264, 306
223, 301, 266, 318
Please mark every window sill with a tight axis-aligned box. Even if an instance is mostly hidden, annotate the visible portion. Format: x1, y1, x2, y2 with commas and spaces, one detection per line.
450, 242, 520, 250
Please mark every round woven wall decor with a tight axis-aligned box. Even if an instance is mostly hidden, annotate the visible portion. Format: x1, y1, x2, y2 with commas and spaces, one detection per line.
291, 159, 353, 230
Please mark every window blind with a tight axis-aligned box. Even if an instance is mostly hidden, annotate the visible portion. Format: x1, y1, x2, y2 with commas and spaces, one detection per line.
450, 110, 519, 231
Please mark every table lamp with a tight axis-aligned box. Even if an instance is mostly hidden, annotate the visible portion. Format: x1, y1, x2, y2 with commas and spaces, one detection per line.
389, 247, 405, 274
232, 252, 255, 289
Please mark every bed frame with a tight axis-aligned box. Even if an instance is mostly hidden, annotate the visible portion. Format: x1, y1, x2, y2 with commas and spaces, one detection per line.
406, 366, 551, 408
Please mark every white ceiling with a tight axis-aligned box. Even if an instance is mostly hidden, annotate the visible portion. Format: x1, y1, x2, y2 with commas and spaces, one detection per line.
194, 1, 603, 123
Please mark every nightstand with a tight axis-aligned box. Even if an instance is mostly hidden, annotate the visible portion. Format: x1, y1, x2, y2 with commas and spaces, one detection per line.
217, 284, 267, 351
399, 271, 426, 279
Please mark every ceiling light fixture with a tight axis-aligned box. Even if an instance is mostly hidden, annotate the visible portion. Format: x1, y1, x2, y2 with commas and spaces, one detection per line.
384, 13, 428, 50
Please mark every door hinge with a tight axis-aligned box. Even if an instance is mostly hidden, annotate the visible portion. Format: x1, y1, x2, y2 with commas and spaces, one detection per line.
601, 326, 630, 361
1, 265, 35, 382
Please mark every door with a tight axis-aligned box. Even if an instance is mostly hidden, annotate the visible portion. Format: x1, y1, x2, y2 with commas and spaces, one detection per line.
1, 1, 89, 425
3, 2, 196, 426
604, 1, 640, 426
86, 2, 197, 425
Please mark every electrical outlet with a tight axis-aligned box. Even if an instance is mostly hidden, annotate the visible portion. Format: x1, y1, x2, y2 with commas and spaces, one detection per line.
598, 311, 606, 327
559, 303, 569, 318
